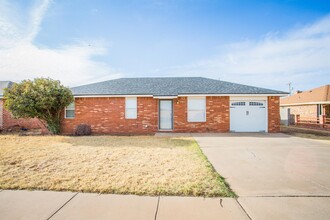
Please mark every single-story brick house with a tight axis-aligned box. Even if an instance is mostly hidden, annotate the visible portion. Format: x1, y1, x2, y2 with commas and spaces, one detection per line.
280, 85, 330, 125
0, 81, 47, 132
61, 77, 287, 134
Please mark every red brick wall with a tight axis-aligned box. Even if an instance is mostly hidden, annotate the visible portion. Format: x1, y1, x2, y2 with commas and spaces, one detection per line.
61, 96, 230, 134
268, 96, 280, 132
61, 96, 280, 134
173, 96, 229, 132
0, 99, 48, 133
61, 97, 159, 134
289, 105, 317, 122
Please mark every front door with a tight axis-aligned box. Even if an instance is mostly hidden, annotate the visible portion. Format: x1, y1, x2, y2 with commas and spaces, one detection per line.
159, 100, 173, 130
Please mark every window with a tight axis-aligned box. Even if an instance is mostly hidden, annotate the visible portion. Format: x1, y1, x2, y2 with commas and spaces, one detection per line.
125, 97, 137, 119
317, 104, 323, 116
65, 102, 75, 119
188, 97, 206, 122
249, 102, 264, 106
231, 102, 246, 106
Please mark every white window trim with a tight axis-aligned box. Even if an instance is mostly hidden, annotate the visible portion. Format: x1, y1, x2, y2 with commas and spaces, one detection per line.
187, 96, 206, 122
65, 101, 75, 119
125, 97, 137, 119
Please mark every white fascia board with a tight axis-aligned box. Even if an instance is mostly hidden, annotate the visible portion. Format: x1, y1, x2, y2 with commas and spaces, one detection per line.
74, 94, 153, 98
153, 96, 178, 99
74, 93, 286, 98
178, 94, 286, 97
280, 101, 330, 106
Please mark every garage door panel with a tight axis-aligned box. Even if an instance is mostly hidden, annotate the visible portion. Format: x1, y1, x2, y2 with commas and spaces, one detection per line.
230, 101, 267, 132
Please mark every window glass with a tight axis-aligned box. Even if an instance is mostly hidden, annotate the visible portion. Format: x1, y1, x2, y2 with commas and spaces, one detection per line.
231, 102, 245, 106
65, 110, 75, 118
249, 102, 264, 106
126, 97, 137, 119
65, 102, 75, 119
188, 97, 206, 122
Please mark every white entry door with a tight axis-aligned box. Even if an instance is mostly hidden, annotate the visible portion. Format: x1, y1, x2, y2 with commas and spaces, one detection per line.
230, 101, 267, 132
159, 100, 173, 130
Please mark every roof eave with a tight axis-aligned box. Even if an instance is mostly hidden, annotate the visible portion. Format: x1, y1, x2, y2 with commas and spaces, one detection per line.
178, 93, 287, 97
281, 101, 330, 106
73, 93, 288, 98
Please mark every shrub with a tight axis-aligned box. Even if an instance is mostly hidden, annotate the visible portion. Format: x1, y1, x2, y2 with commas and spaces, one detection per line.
4, 78, 73, 134
75, 124, 91, 136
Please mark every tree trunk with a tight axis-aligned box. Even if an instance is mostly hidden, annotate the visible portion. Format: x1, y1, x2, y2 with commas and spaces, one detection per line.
46, 117, 61, 135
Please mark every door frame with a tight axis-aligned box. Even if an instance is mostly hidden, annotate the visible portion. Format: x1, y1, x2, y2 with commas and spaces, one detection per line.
158, 99, 174, 131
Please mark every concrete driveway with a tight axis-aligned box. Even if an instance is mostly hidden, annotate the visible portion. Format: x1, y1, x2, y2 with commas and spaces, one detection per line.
193, 133, 330, 219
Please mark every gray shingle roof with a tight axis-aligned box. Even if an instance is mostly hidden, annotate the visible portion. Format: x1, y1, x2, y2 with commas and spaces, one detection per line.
0, 81, 13, 98
71, 77, 287, 96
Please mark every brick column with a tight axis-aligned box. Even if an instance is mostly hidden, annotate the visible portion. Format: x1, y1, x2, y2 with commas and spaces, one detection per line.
268, 96, 280, 132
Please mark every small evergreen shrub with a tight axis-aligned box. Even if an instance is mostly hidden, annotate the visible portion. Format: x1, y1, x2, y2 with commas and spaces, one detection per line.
75, 124, 91, 136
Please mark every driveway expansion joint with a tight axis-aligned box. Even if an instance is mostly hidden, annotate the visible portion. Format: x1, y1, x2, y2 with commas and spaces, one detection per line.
47, 192, 79, 220
235, 198, 253, 220
154, 196, 160, 220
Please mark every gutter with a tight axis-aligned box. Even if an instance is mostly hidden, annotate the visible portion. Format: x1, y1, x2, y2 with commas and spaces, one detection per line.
281, 101, 330, 106
73, 93, 288, 98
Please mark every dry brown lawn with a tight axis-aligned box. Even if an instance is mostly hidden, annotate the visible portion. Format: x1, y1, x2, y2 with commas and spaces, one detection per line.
0, 135, 234, 197
281, 126, 330, 141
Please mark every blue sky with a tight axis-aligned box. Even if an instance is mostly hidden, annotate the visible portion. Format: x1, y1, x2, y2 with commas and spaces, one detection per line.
0, 0, 330, 91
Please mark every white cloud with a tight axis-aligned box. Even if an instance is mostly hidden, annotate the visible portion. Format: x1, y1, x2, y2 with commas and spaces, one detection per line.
0, 0, 121, 86
168, 15, 330, 91
26, 0, 52, 42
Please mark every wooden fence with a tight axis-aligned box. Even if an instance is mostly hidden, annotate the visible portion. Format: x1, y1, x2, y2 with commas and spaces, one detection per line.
296, 115, 330, 128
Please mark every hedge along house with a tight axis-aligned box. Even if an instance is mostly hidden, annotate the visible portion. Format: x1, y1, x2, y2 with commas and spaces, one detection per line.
61, 77, 288, 134
0, 81, 47, 132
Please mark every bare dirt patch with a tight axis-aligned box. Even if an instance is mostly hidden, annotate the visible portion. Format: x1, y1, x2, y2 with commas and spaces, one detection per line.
0, 135, 234, 197
281, 126, 330, 141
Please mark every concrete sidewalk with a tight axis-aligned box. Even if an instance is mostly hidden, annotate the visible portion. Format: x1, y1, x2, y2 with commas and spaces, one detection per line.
0, 190, 249, 220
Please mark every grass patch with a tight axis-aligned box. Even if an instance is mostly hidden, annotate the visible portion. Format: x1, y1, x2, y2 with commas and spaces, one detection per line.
0, 135, 235, 197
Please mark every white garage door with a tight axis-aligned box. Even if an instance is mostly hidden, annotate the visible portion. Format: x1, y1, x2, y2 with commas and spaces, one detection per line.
230, 101, 267, 132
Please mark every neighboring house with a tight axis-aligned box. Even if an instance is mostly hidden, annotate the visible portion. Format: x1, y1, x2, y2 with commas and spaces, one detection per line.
280, 85, 330, 125
61, 77, 287, 134
0, 81, 47, 132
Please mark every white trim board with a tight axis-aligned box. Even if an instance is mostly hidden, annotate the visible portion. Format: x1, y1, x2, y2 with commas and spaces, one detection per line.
153, 96, 177, 99
74, 94, 286, 98
74, 95, 153, 98
178, 94, 285, 97
281, 101, 330, 106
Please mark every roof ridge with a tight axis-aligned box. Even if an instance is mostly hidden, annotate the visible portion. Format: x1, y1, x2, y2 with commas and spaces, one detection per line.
119, 76, 204, 79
